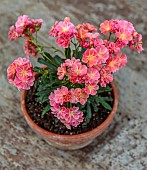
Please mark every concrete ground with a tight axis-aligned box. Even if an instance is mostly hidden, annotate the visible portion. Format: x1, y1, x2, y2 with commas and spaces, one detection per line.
0, 0, 147, 169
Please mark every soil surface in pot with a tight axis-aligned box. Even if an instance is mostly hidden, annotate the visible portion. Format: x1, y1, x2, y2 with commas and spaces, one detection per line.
25, 86, 113, 135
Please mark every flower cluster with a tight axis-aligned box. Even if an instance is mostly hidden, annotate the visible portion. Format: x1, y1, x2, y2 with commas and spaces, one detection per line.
7, 57, 35, 90
49, 17, 77, 48
57, 57, 99, 95
7, 15, 143, 129
49, 86, 85, 129
8, 15, 43, 58
99, 19, 143, 52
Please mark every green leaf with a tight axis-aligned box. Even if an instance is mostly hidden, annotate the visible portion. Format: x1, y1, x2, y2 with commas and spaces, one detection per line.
96, 97, 112, 110
37, 58, 57, 69
101, 97, 113, 102
41, 104, 50, 116
97, 86, 112, 93
44, 52, 62, 67
86, 101, 92, 121
54, 118, 59, 124
33, 66, 44, 73
54, 55, 64, 65
82, 101, 92, 125
91, 102, 99, 112
35, 92, 49, 103
65, 47, 71, 59
76, 47, 86, 60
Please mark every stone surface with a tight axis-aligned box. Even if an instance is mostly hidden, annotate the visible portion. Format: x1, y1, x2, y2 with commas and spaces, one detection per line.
0, 0, 147, 169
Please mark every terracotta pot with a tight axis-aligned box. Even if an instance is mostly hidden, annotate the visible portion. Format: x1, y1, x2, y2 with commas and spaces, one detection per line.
20, 82, 118, 150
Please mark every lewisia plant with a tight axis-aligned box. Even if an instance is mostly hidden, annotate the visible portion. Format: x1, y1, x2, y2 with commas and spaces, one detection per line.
7, 15, 143, 129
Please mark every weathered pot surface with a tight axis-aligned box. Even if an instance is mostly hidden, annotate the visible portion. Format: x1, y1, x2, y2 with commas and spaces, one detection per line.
20, 82, 118, 150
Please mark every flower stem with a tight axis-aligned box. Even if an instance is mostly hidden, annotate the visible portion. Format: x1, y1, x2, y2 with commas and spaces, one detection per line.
36, 31, 38, 43
38, 47, 58, 67
108, 33, 111, 41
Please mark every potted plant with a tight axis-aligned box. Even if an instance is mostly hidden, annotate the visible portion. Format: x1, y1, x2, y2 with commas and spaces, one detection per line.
7, 15, 143, 150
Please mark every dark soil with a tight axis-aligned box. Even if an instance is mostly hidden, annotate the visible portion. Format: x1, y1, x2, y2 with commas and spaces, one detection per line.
25, 86, 114, 135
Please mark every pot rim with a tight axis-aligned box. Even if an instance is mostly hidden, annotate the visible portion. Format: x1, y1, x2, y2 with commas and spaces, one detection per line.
20, 82, 118, 139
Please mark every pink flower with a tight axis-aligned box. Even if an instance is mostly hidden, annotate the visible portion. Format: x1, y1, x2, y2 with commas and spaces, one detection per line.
8, 25, 19, 41
78, 89, 89, 105
11, 15, 43, 37
70, 88, 81, 104
83, 23, 97, 32
51, 105, 66, 120
65, 57, 81, 67
86, 67, 100, 83
100, 20, 111, 34
129, 33, 144, 53
70, 88, 89, 105
135, 34, 144, 53
50, 19, 77, 48
93, 38, 104, 48
7, 62, 16, 83
105, 56, 120, 73
68, 76, 84, 84
65, 107, 84, 129
76, 26, 99, 48
100, 68, 113, 87
16, 64, 34, 81
116, 53, 127, 68
92, 64, 103, 71
56, 36, 71, 48
77, 23, 97, 32
109, 19, 119, 33
49, 92, 56, 107
15, 15, 30, 34
28, 19, 43, 34
79, 41, 90, 48
96, 45, 109, 64
118, 20, 135, 32
24, 39, 38, 58
64, 17, 71, 22
108, 42, 120, 54
56, 20, 77, 37
84, 83, 99, 95
115, 28, 133, 43
82, 48, 98, 67
13, 57, 31, 66
76, 27, 88, 41
115, 39, 128, 48
50, 105, 84, 129
58, 58, 87, 84
76, 27, 99, 48
14, 76, 34, 90
71, 63, 87, 77
31, 19, 43, 32
7, 57, 35, 90
49, 21, 59, 37
57, 63, 67, 80
54, 86, 70, 104
85, 32, 100, 47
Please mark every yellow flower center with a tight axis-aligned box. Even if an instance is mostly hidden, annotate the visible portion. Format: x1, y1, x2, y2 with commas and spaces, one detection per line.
88, 85, 93, 91
20, 69, 27, 77
109, 61, 115, 67
104, 24, 110, 31
88, 55, 94, 61
119, 33, 127, 40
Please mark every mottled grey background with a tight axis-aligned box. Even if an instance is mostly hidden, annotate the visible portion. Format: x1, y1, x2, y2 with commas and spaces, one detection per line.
0, 0, 147, 170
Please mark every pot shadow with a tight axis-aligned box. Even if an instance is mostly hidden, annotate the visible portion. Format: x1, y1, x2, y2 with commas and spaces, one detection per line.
61, 110, 131, 157
81, 111, 130, 153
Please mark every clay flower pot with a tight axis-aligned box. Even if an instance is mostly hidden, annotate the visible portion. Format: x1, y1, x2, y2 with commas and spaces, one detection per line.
20, 82, 118, 150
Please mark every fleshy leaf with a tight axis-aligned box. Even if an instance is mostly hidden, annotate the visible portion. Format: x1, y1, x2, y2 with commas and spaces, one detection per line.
41, 104, 50, 116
